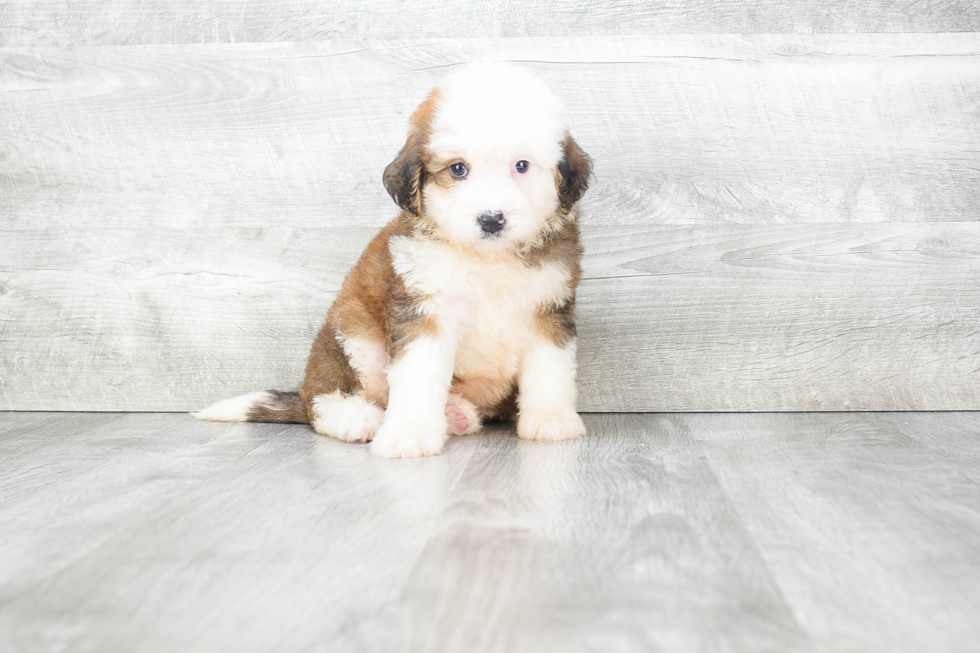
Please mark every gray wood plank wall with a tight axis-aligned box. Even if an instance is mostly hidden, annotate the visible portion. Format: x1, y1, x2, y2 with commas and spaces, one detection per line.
2, 1, 979, 46
2, 20, 979, 411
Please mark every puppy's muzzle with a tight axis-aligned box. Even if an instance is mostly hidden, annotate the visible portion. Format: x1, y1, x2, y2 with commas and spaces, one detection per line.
478, 211, 506, 235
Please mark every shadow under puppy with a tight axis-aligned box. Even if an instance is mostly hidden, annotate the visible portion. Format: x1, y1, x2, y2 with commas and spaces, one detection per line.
195, 62, 592, 458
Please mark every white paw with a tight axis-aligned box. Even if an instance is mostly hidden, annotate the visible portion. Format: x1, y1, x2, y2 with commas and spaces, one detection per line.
311, 392, 384, 443
445, 393, 481, 436
517, 410, 586, 442
370, 416, 448, 458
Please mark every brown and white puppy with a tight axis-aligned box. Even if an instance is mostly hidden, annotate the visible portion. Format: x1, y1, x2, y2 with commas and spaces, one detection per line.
194, 63, 592, 458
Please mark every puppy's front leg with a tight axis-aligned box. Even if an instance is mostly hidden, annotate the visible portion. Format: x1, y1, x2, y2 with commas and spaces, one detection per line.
370, 333, 455, 458
517, 338, 586, 442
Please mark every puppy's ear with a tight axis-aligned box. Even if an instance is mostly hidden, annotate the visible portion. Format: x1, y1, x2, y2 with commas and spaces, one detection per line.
556, 133, 593, 212
383, 89, 441, 216
383, 134, 425, 216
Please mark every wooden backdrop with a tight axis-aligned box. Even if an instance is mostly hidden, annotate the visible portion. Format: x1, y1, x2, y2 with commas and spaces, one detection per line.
2, 4, 980, 412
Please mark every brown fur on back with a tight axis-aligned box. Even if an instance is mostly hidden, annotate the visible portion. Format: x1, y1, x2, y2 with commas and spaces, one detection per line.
299, 215, 434, 416
301, 218, 403, 411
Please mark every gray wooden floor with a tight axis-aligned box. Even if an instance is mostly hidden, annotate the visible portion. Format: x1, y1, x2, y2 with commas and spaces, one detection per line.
1, 412, 979, 652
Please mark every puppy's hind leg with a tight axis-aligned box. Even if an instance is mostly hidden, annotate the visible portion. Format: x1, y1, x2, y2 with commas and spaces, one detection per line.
310, 391, 384, 443
302, 329, 389, 444
444, 376, 516, 436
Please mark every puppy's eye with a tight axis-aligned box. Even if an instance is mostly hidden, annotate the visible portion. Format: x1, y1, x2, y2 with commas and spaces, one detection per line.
515, 160, 529, 174
450, 163, 468, 179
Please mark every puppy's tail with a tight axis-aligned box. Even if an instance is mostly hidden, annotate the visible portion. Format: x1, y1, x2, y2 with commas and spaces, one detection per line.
192, 390, 308, 424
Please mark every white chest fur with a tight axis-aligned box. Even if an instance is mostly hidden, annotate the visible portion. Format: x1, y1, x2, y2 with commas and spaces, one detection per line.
389, 236, 572, 382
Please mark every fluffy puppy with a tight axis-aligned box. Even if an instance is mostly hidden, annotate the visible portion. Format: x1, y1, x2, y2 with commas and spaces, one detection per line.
194, 62, 592, 458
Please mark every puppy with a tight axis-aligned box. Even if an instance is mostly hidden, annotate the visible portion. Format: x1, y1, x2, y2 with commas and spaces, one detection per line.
194, 62, 592, 458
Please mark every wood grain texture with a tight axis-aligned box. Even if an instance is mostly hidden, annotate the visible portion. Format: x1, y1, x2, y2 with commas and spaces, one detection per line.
2, 222, 978, 411
872, 412, 980, 485
3, 35, 980, 411
5, 36, 980, 229
577, 224, 980, 412
691, 412, 980, 653
3, 412, 980, 651
0, 413, 483, 652
400, 414, 813, 653
0, 413, 273, 600
2, 0, 979, 47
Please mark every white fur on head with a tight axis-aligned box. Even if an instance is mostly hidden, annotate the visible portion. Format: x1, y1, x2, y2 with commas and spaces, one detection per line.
429, 63, 568, 165
422, 62, 571, 252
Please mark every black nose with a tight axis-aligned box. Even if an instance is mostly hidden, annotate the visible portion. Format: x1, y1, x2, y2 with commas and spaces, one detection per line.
478, 211, 506, 234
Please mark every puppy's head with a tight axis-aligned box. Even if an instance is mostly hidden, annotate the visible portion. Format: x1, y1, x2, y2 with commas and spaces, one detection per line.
383, 63, 591, 251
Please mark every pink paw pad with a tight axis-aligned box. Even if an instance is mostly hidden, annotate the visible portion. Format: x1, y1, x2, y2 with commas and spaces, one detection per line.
445, 397, 479, 436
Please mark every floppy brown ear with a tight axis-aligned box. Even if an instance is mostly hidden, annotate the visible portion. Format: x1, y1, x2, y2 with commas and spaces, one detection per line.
383, 89, 441, 216
556, 133, 593, 212
383, 134, 425, 216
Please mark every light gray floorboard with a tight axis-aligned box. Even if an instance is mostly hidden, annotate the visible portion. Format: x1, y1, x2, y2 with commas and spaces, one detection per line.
0, 414, 482, 653
2, 412, 980, 652
691, 412, 980, 653
400, 415, 813, 653
873, 412, 980, 485
0, 413, 66, 438
0, 412, 122, 453
0, 414, 272, 601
